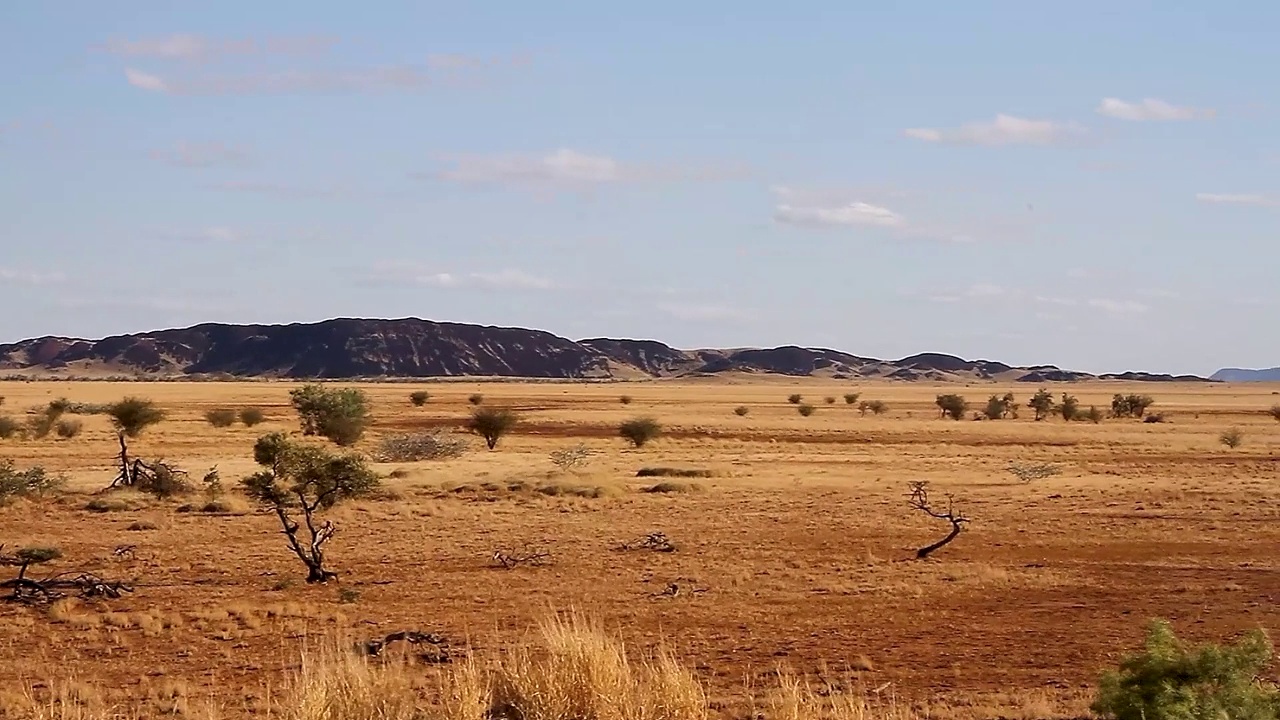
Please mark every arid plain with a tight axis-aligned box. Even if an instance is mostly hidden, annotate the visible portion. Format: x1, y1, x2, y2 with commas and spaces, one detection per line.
1, 378, 1278, 718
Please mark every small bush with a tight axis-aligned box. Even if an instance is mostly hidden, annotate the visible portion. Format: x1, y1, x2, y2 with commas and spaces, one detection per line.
549, 443, 595, 471
1269, 405, 1280, 422
1028, 388, 1055, 421
338, 588, 360, 605
619, 395, 633, 405
54, 418, 83, 439
619, 417, 662, 448
1092, 619, 1277, 720
467, 407, 519, 450
984, 393, 1017, 420
642, 481, 705, 494
239, 407, 266, 427
205, 408, 237, 428
1058, 393, 1080, 422
376, 432, 468, 462
636, 467, 713, 478
935, 394, 968, 421
0, 416, 20, 439
733, 405, 749, 416
1112, 393, 1156, 419
468, 393, 484, 406
796, 403, 815, 417
865, 400, 888, 415
844, 393, 860, 405
289, 385, 368, 446
1082, 405, 1104, 424
0, 460, 65, 502
126, 521, 158, 531
1144, 413, 1166, 424
25, 412, 58, 439
409, 391, 430, 407
137, 462, 192, 498
1220, 427, 1245, 449
823, 396, 835, 405
787, 393, 803, 404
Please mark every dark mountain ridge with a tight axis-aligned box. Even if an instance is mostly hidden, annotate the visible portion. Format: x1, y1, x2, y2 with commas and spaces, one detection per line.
0, 317, 1211, 382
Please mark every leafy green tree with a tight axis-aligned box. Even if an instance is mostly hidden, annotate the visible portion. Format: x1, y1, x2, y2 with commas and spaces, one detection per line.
1112, 394, 1156, 419
242, 433, 380, 583
466, 408, 520, 450
1028, 388, 1055, 421
1093, 619, 1278, 720
619, 417, 662, 448
984, 393, 1016, 420
1058, 393, 1080, 421
289, 384, 370, 447
107, 397, 166, 487
935, 394, 969, 421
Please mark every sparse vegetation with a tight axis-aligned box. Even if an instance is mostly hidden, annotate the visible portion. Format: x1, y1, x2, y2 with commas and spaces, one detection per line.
376, 432, 468, 462
1092, 619, 1278, 720
907, 480, 969, 559
1083, 405, 1104, 424
204, 408, 237, 428
550, 443, 595, 470
1058, 393, 1080, 422
1220, 427, 1245, 449
984, 393, 1016, 420
467, 407, 520, 450
642, 481, 705, 493
824, 396, 836, 405
733, 405, 749, 416
107, 397, 167, 488
636, 467, 713, 478
0, 460, 64, 503
239, 407, 266, 427
54, 418, 82, 439
796, 403, 815, 417
619, 417, 662, 448
1112, 393, 1156, 419
1007, 462, 1062, 483
0, 416, 20, 440
859, 399, 888, 416
1029, 388, 1055, 421
1144, 413, 1167, 424
935, 393, 969, 421
619, 395, 633, 405
844, 392, 860, 405
1269, 404, 1280, 422
242, 432, 380, 583
468, 393, 484, 406
409, 390, 430, 407
787, 393, 803, 404
289, 384, 370, 447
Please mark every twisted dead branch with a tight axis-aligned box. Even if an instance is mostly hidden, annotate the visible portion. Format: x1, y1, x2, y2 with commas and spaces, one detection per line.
907, 481, 969, 559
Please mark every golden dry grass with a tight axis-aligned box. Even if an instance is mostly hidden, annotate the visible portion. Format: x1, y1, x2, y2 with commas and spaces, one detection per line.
1, 378, 1278, 718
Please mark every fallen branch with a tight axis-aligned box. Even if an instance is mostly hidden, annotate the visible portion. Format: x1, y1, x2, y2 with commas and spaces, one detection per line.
361, 630, 453, 663
491, 547, 551, 569
617, 532, 677, 553
907, 481, 969, 560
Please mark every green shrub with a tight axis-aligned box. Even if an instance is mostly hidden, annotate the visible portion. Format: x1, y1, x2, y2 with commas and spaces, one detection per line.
239, 407, 266, 427
859, 400, 887, 416
823, 396, 836, 405
844, 393, 860, 405
0, 416, 19, 440
466, 408, 519, 450
1112, 393, 1156, 419
1092, 619, 1278, 720
935, 394, 968, 421
1058, 393, 1080, 422
984, 393, 1016, 420
205, 408, 237, 428
408, 391, 430, 407
468, 393, 484, 406
619, 395, 633, 405
376, 432, 467, 462
1082, 405, 1104, 424
733, 405, 749, 416
1028, 388, 1055, 421
54, 418, 83, 439
619, 417, 662, 448
0, 460, 65, 502
289, 385, 369, 446
1220, 427, 1245, 449
787, 393, 803, 405
796, 403, 815, 417
107, 397, 165, 438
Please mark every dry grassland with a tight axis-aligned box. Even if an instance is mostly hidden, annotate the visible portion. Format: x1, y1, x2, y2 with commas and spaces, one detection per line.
1, 378, 1278, 718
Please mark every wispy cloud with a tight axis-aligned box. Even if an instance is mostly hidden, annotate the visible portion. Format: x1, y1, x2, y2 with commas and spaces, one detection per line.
1087, 298, 1149, 315
1196, 192, 1275, 207
904, 114, 1084, 146
103, 34, 339, 61
208, 180, 362, 200
150, 141, 250, 168
773, 201, 903, 228
1096, 98, 1214, 122
431, 148, 746, 189
363, 264, 555, 291
923, 285, 1150, 316
0, 267, 66, 286
125, 68, 168, 92
770, 186, 968, 241
656, 302, 749, 323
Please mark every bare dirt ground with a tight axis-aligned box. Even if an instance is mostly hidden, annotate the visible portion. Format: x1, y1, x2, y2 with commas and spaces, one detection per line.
1, 379, 1278, 718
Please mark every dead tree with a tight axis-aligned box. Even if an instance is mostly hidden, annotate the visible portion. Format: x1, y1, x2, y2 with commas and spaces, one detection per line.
1, 546, 132, 604
106, 398, 166, 488
617, 531, 677, 553
491, 547, 551, 569
907, 481, 969, 559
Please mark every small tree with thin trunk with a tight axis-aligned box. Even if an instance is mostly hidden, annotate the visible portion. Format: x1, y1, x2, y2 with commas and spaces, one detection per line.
467, 408, 519, 450
1058, 393, 1080, 422
107, 397, 166, 487
1028, 388, 1054, 421
935, 394, 968, 421
907, 481, 969, 559
619, 417, 662, 448
1219, 427, 1244, 450
241, 433, 379, 583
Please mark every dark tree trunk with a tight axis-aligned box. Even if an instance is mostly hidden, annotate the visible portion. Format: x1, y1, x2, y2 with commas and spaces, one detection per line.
915, 521, 963, 559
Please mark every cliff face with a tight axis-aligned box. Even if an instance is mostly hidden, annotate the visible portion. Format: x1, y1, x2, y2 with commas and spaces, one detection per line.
0, 317, 1209, 381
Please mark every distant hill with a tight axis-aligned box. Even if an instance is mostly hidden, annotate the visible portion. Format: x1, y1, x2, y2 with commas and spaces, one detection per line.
0, 317, 1211, 382
1210, 367, 1280, 382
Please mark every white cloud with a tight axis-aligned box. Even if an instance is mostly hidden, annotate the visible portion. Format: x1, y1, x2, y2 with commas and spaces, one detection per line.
435, 149, 745, 188
468, 269, 555, 290
657, 303, 748, 323
1096, 98, 1214, 122
904, 114, 1083, 146
365, 264, 554, 291
774, 202, 903, 228
125, 68, 168, 92
1088, 298, 1149, 315
1034, 295, 1079, 307
1196, 193, 1275, 207
150, 141, 250, 168
0, 268, 65, 286
104, 34, 338, 61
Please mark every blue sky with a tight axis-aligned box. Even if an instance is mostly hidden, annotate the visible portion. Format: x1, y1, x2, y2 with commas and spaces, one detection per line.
2, 2, 1277, 375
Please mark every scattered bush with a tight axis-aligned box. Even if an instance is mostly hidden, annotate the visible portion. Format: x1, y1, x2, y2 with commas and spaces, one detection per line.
642, 481, 705, 494
338, 588, 361, 605
467, 408, 520, 450
126, 521, 158, 531
844, 393, 860, 405
1269, 405, 1280, 422
376, 432, 468, 462
1082, 405, 1104, 424
136, 461, 192, 498
860, 399, 888, 416
824, 396, 836, 405
468, 393, 484, 406
409, 391, 430, 407
787, 393, 803, 405
1058, 393, 1080, 422
1092, 619, 1277, 720
0, 416, 19, 440
636, 467, 713, 478
1112, 393, 1155, 419
733, 405, 749, 416
1144, 413, 1167, 424
1220, 427, 1245, 449
935, 394, 969, 421
239, 407, 266, 427
619, 417, 662, 448
796, 403, 815, 417
619, 395, 633, 405
25, 407, 61, 439
289, 384, 370, 447
205, 408, 237, 428
107, 397, 165, 438
54, 418, 83, 439
550, 443, 595, 471
984, 393, 1016, 420
1028, 388, 1055, 421
0, 460, 64, 502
